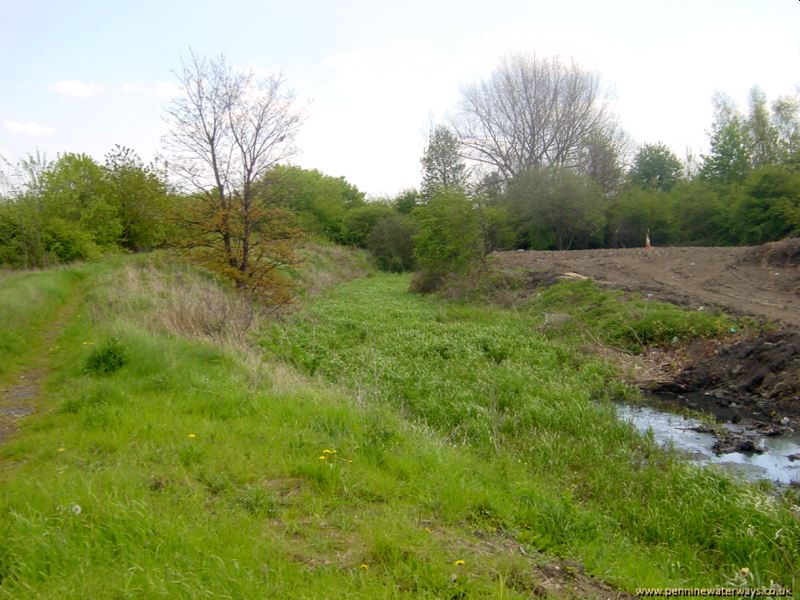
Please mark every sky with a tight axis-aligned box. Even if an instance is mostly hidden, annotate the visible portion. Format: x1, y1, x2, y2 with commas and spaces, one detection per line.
1, 0, 799, 197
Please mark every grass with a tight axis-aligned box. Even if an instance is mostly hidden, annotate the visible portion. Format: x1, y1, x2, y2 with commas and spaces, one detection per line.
0, 258, 798, 598
0, 266, 85, 380
264, 274, 800, 590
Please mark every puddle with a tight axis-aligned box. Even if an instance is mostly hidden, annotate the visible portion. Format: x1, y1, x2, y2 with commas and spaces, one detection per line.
617, 404, 800, 485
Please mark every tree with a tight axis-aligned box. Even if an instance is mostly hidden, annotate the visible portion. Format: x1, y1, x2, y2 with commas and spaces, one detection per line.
629, 143, 683, 192
366, 214, 417, 272
103, 145, 170, 250
735, 166, 800, 244
164, 52, 304, 301
700, 94, 752, 184
503, 167, 606, 250
41, 153, 121, 248
747, 87, 780, 169
577, 126, 628, 195
259, 165, 365, 241
339, 202, 395, 247
411, 188, 484, 292
607, 187, 673, 248
420, 125, 468, 198
452, 54, 613, 181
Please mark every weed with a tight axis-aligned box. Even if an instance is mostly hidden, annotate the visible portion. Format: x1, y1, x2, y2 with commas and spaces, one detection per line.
83, 338, 127, 375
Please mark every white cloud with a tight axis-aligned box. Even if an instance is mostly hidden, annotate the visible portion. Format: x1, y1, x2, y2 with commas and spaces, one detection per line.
120, 81, 182, 98
3, 120, 55, 136
52, 80, 105, 98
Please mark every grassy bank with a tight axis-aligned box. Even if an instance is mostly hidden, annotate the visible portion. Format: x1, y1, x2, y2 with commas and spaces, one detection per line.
264, 274, 799, 590
0, 259, 798, 597
0, 258, 581, 598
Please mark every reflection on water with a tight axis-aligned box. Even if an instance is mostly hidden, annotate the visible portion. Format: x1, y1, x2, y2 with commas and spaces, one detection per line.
617, 404, 800, 485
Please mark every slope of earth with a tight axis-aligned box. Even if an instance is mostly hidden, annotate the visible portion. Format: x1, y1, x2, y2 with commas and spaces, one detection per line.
493, 239, 800, 326
1, 255, 641, 599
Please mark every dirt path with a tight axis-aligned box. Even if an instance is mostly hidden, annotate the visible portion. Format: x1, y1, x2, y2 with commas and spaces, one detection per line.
494, 239, 800, 326
0, 290, 82, 445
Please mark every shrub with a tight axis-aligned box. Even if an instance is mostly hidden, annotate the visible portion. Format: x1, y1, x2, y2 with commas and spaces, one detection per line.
84, 338, 127, 375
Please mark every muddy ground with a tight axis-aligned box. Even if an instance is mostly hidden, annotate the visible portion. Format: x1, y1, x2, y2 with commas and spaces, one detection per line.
492, 240, 800, 451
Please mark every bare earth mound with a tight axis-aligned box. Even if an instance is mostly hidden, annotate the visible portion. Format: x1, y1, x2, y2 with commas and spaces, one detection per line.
493, 241, 800, 430
494, 240, 800, 326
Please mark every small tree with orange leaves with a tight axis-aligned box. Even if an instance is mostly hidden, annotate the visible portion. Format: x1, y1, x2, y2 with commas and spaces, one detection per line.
165, 51, 304, 304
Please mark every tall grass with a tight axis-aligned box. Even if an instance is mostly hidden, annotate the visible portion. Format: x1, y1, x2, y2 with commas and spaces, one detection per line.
0, 259, 570, 598
264, 274, 800, 590
1, 261, 797, 597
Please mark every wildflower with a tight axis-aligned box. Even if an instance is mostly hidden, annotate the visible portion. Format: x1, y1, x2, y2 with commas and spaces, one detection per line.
188, 433, 196, 439
319, 455, 327, 460
740, 567, 750, 577
322, 449, 336, 454
359, 564, 369, 570
57, 448, 65, 452
454, 560, 465, 567
70, 503, 82, 515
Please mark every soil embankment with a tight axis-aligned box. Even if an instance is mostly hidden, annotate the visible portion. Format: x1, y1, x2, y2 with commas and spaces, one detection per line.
494, 240, 800, 448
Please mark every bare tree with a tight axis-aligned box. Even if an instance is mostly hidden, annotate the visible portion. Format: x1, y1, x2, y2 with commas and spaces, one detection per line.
164, 51, 304, 300
452, 54, 613, 181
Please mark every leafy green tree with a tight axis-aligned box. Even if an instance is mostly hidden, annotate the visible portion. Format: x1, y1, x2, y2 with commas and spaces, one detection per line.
41, 153, 121, 246
503, 167, 606, 250
669, 180, 735, 246
340, 203, 395, 247
0, 153, 51, 267
700, 95, 752, 183
748, 87, 780, 169
411, 188, 483, 292
392, 188, 421, 214
772, 96, 800, 167
735, 166, 800, 244
420, 126, 467, 198
103, 145, 170, 250
629, 143, 683, 191
261, 165, 365, 241
366, 214, 417, 272
607, 188, 674, 248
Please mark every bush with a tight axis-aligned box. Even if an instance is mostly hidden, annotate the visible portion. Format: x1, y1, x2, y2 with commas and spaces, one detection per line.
84, 338, 127, 375
411, 188, 484, 292
366, 214, 417, 272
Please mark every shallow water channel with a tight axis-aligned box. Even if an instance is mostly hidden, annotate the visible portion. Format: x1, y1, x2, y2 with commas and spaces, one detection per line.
617, 402, 800, 485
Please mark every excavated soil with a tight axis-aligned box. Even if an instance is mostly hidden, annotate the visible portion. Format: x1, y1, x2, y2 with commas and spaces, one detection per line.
494, 239, 800, 326
493, 240, 800, 436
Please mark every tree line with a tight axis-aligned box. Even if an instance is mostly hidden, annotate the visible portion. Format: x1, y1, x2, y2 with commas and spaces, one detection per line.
2, 52, 798, 298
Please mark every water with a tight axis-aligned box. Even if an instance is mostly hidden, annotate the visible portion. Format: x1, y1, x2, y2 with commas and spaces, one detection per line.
617, 404, 800, 485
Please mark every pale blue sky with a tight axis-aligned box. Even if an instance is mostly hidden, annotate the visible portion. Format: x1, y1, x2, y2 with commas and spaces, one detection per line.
1, 0, 798, 195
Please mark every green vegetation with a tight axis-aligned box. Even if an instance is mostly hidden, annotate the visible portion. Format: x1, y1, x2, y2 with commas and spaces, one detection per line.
527, 279, 737, 352
264, 274, 799, 590
0, 266, 84, 379
0, 258, 798, 598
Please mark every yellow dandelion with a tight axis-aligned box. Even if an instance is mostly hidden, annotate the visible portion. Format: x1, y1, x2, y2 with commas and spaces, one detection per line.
319, 455, 327, 460
454, 560, 465, 567
57, 448, 65, 452
359, 564, 369, 570
322, 449, 336, 454
188, 433, 196, 439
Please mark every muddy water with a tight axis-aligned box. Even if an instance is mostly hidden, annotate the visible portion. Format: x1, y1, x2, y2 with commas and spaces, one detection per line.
617, 403, 800, 485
